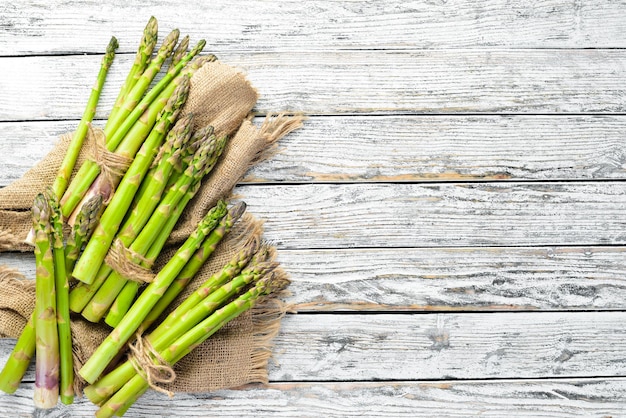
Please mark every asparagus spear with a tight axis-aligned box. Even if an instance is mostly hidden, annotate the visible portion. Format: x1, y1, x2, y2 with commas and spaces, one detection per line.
79, 208, 234, 384
72, 79, 190, 285
140, 202, 250, 330
105, 17, 158, 133
81, 131, 225, 322
47, 191, 74, 405
0, 313, 35, 394
51, 37, 118, 199
94, 276, 288, 417
32, 194, 59, 409
67, 198, 114, 313
65, 195, 103, 273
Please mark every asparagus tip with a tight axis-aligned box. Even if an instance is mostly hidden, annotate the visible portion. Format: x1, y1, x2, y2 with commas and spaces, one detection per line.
32, 193, 50, 226
107, 36, 119, 54
229, 201, 247, 223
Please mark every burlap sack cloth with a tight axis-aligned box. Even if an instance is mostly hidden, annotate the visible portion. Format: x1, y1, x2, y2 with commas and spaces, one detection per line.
0, 61, 303, 395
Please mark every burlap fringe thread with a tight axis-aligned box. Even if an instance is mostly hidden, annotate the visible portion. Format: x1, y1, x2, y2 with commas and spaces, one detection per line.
0, 231, 20, 252
254, 113, 306, 166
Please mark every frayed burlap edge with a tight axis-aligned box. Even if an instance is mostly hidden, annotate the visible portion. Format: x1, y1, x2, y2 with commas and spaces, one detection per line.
245, 292, 292, 386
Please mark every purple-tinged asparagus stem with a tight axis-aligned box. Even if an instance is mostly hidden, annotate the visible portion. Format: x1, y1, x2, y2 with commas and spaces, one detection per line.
32, 194, 59, 409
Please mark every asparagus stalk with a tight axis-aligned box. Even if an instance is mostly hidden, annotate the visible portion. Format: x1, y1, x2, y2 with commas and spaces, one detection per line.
51, 37, 118, 199
69, 262, 113, 313
47, 191, 74, 405
32, 194, 59, 409
0, 313, 35, 394
72, 79, 190, 285
105, 17, 158, 133
103, 28, 180, 143
94, 276, 287, 417
105, 200, 238, 327
65, 195, 103, 273
141, 202, 249, 330
79, 208, 232, 384
81, 130, 224, 322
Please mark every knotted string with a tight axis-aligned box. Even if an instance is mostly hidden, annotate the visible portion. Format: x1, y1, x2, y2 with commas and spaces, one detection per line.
104, 239, 156, 283
128, 331, 176, 397
87, 124, 132, 196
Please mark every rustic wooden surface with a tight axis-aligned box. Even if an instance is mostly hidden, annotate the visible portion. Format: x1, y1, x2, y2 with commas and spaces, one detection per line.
1, 1, 626, 416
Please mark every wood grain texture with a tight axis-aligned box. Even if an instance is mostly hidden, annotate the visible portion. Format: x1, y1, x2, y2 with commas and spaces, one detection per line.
4, 115, 626, 187
3, 0, 626, 54
278, 246, 626, 312
3, 247, 626, 312
234, 182, 626, 248
268, 312, 626, 381
2, 49, 626, 121
0, 379, 625, 417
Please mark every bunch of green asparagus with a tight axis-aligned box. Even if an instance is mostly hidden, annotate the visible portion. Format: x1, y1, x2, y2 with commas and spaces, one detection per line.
82, 211, 288, 418
0, 17, 289, 413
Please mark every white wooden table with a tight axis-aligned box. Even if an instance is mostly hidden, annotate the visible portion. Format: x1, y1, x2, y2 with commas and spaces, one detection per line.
1, 1, 626, 416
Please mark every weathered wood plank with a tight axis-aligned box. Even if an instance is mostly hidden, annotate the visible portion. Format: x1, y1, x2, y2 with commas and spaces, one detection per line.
1, 379, 625, 417
3, 246, 626, 312
2, 50, 626, 121
234, 182, 626, 248
279, 246, 626, 312
3, 312, 623, 381
4, 115, 626, 187
3, 0, 626, 54
268, 312, 626, 381
4, 182, 625, 248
